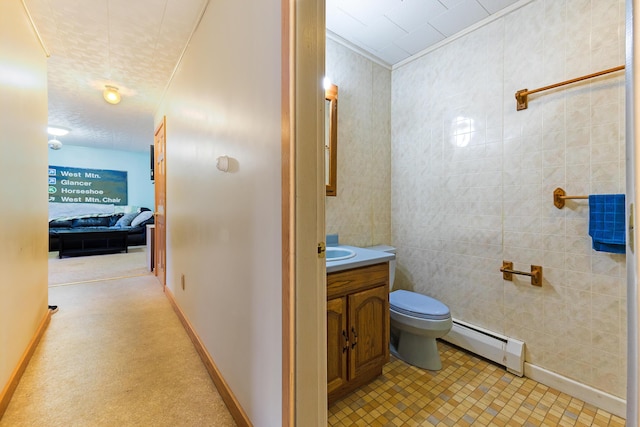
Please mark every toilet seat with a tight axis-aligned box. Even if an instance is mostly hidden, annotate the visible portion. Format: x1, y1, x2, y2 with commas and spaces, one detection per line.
390, 290, 450, 321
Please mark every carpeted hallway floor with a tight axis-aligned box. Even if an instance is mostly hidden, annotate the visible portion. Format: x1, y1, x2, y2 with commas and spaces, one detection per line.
1, 248, 236, 427
47, 246, 150, 286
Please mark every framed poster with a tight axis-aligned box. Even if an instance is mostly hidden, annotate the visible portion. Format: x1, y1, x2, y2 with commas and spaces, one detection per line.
48, 166, 128, 205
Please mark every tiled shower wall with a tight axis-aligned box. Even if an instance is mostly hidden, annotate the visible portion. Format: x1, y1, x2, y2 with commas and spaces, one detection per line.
325, 39, 392, 247
391, 0, 626, 398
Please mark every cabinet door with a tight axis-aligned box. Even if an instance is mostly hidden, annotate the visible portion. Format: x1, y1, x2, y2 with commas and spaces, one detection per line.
327, 297, 348, 394
348, 285, 389, 380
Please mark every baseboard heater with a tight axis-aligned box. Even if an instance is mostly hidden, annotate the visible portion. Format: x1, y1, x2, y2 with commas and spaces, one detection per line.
441, 319, 525, 377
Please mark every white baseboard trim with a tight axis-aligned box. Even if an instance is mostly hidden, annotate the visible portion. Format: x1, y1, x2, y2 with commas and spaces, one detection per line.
524, 363, 626, 418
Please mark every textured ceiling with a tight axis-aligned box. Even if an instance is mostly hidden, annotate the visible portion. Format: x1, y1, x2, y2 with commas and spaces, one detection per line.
25, 0, 521, 153
25, 0, 207, 152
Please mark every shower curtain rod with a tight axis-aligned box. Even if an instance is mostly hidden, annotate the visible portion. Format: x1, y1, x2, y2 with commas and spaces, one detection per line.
515, 65, 625, 111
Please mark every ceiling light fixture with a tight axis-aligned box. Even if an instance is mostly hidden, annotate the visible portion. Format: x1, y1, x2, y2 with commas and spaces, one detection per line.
103, 85, 121, 104
48, 138, 63, 150
47, 126, 69, 136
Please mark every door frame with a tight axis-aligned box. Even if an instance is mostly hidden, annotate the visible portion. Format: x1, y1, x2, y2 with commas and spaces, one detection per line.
154, 116, 167, 289
626, 0, 638, 423
282, 0, 327, 425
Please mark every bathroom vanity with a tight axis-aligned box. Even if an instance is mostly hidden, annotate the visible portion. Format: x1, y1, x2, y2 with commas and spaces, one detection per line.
327, 261, 389, 404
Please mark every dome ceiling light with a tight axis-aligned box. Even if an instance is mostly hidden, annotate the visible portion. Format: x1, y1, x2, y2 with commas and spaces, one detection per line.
47, 126, 69, 136
103, 85, 121, 104
47, 126, 69, 149
48, 138, 63, 150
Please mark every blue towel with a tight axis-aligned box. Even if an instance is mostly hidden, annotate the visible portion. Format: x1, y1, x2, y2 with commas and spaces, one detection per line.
588, 194, 626, 254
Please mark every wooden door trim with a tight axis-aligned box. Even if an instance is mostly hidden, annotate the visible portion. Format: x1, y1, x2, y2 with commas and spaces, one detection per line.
0, 310, 51, 418
283, 0, 326, 424
281, 0, 294, 424
154, 116, 167, 289
164, 287, 251, 426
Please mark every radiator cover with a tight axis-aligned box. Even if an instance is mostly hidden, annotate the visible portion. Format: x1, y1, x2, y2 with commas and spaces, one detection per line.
441, 319, 525, 376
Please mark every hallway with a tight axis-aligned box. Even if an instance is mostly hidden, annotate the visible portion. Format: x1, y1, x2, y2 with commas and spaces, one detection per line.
1, 251, 235, 426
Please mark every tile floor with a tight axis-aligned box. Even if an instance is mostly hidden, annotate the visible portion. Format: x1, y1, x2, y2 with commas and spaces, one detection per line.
328, 342, 626, 427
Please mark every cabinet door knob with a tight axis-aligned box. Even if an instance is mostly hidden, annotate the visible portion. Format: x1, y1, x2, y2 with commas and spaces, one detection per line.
351, 326, 358, 349
342, 330, 349, 353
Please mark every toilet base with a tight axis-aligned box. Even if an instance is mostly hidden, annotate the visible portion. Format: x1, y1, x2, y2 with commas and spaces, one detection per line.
393, 331, 442, 371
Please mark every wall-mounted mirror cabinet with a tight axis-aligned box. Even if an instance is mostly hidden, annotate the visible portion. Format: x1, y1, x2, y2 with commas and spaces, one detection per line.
326, 83, 338, 196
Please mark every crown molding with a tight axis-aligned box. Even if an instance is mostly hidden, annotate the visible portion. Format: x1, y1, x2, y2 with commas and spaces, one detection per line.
326, 30, 392, 71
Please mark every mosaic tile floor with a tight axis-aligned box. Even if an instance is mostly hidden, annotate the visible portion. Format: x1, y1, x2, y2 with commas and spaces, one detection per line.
328, 342, 626, 427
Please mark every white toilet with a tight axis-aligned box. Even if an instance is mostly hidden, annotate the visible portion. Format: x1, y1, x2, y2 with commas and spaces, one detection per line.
368, 245, 452, 370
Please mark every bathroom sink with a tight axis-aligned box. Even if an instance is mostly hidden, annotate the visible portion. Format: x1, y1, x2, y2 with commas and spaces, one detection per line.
326, 247, 356, 261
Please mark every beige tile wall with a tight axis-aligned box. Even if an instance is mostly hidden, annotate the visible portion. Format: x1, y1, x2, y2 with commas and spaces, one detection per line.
325, 39, 392, 247
391, 0, 626, 397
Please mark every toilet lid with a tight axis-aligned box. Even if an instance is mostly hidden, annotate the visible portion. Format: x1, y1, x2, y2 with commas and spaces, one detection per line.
389, 290, 450, 320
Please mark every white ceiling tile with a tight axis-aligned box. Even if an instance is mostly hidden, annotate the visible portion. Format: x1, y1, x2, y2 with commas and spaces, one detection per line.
351, 17, 407, 52
384, 0, 447, 32
337, 0, 395, 25
429, 0, 490, 37
477, 0, 520, 14
376, 44, 412, 65
326, 4, 368, 37
394, 24, 446, 55
439, 0, 467, 9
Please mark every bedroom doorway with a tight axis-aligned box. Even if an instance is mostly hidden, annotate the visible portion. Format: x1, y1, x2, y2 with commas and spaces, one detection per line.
153, 116, 167, 288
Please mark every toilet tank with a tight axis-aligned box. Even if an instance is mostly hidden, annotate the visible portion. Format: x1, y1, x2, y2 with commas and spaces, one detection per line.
366, 245, 396, 289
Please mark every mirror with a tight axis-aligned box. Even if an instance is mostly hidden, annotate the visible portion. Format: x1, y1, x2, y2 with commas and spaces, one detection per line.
325, 83, 338, 196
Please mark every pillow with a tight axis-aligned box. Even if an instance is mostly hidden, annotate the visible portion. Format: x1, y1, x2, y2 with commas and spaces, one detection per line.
130, 211, 154, 227
49, 219, 73, 228
109, 214, 124, 227
114, 212, 139, 228
72, 216, 110, 227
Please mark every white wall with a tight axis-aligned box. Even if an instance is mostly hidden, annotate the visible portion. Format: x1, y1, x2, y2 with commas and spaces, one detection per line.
155, 1, 282, 424
48, 145, 154, 211
0, 0, 48, 400
325, 38, 392, 247
392, 0, 626, 397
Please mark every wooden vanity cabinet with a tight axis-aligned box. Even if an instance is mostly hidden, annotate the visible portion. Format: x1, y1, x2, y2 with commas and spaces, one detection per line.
327, 262, 389, 404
